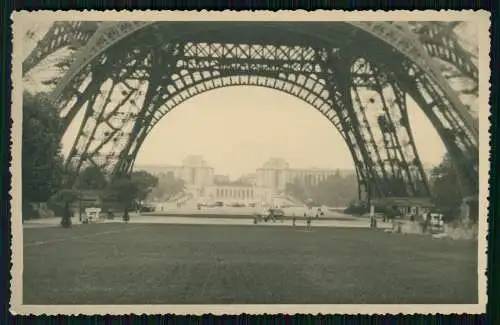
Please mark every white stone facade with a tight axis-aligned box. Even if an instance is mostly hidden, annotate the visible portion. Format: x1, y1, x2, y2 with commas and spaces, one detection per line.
256, 158, 342, 192
137, 155, 214, 187
138, 156, 352, 195
201, 185, 273, 204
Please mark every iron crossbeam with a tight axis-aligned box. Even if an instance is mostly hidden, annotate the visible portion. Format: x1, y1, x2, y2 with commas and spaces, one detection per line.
23, 21, 100, 76
113, 44, 181, 176
373, 77, 421, 196
183, 42, 317, 61
317, 50, 372, 200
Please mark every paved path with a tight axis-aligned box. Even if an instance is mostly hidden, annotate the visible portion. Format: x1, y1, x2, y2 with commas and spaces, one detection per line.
23, 215, 393, 229
128, 216, 393, 229
150, 206, 353, 218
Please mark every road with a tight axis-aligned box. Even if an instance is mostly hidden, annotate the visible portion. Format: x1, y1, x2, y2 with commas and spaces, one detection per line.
22, 214, 393, 229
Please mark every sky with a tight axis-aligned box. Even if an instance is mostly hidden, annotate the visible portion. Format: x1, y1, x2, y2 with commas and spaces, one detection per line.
21, 19, 479, 179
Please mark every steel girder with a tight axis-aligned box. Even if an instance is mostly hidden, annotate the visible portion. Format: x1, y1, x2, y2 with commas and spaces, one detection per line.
409, 22, 478, 83
22, 21, 101, 76
24, 21, 479, 200
389, 61, 479, 197
350, 21, 478, 137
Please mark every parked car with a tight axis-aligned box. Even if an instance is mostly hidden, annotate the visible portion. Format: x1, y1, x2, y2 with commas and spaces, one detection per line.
269, 208, 285, 217
208, 201, 224, 207
140, 204, 156, 212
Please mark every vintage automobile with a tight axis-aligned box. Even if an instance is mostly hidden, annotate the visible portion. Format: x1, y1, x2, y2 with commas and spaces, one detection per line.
269, 208, 285, 217
253, 208, 285, 223
139, 204, 156, 212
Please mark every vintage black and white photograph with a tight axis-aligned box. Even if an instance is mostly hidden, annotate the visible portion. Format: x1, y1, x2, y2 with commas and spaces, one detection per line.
11, 10, 490, 315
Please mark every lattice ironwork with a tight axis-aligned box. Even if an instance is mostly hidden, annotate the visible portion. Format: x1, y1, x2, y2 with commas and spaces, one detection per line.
23, 21, 101, 75
24, 21, 480, 200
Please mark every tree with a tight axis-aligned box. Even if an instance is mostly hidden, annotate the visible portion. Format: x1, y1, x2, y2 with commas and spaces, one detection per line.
130, 171, 158, 203
103, 177, 139, 211
285, 173, 358, 207
22, 91, 65, 218
51, 188, 80, 204
47, 188, 80, 218
285, 178, 307, 202
149, 172, 185, 201
222, 177, 253, 186
430, 154, 463, 222
76, 165, 108, 190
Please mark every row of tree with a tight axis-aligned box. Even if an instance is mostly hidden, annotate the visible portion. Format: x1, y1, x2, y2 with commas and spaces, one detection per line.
285, 157, 467, 223
284, 171, 359, 207
22, 91, 159, 221
147, 171, 186, 201
428, 154, 464, 222
342, 154, 467, 222
22, 92, 65, 207
213, 175, 254, 187
71, 165, 159, 206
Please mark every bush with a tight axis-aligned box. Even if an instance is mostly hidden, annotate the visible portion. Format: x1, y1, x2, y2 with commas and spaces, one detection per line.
344, 201, 369, 215
22, 202, 39, 220
382, 206, 400, 219
48, 189, 80, 217
48, 201, 65, 217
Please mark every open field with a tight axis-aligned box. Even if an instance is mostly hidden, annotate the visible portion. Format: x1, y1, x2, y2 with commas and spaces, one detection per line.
23, 223, 478, 305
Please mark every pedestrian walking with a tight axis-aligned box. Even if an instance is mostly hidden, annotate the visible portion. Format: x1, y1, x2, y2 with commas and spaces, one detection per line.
123, 208, 130, 224
61, 202, 72, 228
306, 215, 312, 232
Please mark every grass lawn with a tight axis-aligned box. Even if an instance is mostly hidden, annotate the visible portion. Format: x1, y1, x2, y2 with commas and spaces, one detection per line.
23, 223, 478, 305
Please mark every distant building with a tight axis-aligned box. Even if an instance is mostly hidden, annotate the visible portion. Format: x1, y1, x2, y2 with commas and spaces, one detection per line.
136, 155, 214, 187
137, 156, 354, 197
202, 185, 272, 205
256, 158, 354, 192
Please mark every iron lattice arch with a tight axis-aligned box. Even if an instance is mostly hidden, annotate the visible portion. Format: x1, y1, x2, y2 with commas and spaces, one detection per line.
24, 21, 479, 200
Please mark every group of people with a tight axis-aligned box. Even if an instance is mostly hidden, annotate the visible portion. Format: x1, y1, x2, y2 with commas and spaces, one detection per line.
291, 212, 314, 231
253, 209, 315, 231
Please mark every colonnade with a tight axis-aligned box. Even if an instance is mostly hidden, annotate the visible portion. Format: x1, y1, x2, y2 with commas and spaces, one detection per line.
215, 187, 255, 199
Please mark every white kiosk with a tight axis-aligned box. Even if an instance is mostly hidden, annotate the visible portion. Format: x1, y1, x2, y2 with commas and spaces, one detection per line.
429, 213, 444, 232
84, 207, 102, 224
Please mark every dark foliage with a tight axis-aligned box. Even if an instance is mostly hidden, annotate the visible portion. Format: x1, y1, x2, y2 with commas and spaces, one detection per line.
429, 154, 463, 222
130, 170, 159, 202
148, 171, 185, 201
285, 171, 358, 207
103, 177, 139, 210
22, 91, 65, 204
48, 188, 80, 217
77, 165, 108, 190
